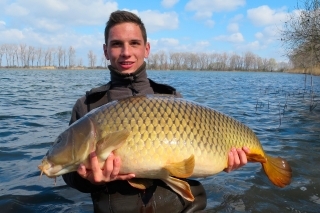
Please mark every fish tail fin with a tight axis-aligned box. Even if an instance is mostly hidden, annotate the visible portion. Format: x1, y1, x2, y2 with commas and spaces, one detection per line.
262, 154, 292, 187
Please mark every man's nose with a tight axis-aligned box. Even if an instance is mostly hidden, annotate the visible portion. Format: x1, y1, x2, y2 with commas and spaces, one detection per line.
121, 43, 131, 57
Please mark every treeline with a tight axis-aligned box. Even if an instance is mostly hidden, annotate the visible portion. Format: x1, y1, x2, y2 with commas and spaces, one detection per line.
0, 44, 107, 68
0, 43, 291, 71
146, 51, 290, 71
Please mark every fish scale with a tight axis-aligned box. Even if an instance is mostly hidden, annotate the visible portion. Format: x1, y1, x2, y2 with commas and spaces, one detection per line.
39, 95, 292, 201
91, 96, 260, 175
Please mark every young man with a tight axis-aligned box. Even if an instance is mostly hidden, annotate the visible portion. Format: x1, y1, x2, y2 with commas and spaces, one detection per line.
63, 10, 249, 213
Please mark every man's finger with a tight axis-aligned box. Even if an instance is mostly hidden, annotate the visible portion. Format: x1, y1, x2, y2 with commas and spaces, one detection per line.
90, 151, 105, 183
77, 164, 87, 178
111, 156, 121, 179
234, 148, 241, 165
238, 148, 248, 165
224, 150, 234, 173
103, 152, 115, 181
116, 173, 136, 181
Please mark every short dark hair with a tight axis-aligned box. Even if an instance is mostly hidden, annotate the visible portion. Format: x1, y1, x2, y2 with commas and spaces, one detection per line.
104, 10, 147, 44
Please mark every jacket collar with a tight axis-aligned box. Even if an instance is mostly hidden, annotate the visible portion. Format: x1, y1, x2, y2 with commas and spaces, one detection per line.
109, 62, 147, 83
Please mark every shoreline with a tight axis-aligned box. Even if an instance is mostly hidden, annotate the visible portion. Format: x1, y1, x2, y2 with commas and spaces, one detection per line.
0, 66, 319, 75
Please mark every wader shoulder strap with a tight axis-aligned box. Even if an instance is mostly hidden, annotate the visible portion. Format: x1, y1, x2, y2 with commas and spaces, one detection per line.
85, 82, 111, 112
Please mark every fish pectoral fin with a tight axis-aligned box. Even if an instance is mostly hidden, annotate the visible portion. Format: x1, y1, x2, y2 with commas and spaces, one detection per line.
246, 153, 267, 163
161, 176, 194, 202
95, 129, 130, 159
128, 178, 154, 190
164, 155, 195, 178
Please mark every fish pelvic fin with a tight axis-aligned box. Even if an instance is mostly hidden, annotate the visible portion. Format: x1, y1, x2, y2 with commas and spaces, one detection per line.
164, 155, 195, 178
162, 177, 194, 202
262, 155, 292, 188
128, 178, 154, 190
95, 129, 130, 159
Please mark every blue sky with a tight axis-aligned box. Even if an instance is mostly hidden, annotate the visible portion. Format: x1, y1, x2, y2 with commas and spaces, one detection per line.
0, 0, 299, 65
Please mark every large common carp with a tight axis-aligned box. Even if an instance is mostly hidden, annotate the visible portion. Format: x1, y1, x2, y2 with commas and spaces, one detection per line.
38, 95, 292, 201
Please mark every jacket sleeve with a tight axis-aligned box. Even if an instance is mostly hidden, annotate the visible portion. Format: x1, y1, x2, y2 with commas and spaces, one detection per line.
62, 97, 106, 193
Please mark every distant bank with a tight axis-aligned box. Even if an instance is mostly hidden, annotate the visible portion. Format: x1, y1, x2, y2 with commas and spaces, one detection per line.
1, 66, 319, 76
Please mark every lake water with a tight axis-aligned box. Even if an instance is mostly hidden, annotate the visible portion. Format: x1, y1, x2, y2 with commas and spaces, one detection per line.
0, 69, 319, 213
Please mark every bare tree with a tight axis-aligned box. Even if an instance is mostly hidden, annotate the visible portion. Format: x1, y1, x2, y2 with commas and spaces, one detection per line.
26, 46, 36, 67
88, 50, 97, 68
68, 46, 76, 67
19, 44, 27, 67
281, 0, 320, 71
36, 48, 43, 67
57, 46, 65, 68
3, 44, 14, 67
244, 51, 256, 70
0, 44, 5, 67
101, 54, 108, 68
78, 57, 83, 67
158, 51, 168, 70
147, 53, 160, 70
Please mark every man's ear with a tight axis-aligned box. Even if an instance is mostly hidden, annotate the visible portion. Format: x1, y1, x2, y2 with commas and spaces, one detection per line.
103, 44, 109, 60
144, 42, 150, 58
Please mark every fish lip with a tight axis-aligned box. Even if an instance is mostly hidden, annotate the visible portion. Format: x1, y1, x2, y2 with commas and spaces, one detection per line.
38, 157, 54, 177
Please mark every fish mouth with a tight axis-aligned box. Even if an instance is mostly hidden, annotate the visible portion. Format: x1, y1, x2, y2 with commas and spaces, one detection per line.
38, 157, 74, 178
38, 162, 58, 184
38, 157, 54, 178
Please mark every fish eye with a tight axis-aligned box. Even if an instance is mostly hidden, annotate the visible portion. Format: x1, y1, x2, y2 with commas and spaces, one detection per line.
55, 136, 62, 144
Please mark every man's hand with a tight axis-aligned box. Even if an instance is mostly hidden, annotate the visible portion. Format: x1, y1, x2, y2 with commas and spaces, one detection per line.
77, 152, 135, 184
224, 147, 250, 173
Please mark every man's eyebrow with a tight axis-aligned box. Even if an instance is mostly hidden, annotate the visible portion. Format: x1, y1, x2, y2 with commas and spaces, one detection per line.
109, 39, 122, 43
131, 39, 143, 42
109, 39, 143, 43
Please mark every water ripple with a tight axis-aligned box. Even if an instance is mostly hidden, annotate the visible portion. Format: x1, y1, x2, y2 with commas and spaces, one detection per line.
1, 69, 319, 212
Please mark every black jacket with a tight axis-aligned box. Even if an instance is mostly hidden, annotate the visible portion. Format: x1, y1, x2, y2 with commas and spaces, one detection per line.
62, 63, 206, 213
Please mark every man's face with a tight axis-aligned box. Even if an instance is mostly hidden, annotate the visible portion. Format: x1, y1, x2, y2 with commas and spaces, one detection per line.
104, 22, 150, 74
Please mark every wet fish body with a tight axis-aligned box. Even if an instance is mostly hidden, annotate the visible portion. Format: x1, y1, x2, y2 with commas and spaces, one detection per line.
39, 95, 292, 201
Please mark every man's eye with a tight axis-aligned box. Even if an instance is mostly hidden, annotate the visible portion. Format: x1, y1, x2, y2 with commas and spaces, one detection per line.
112, 42, 121, 46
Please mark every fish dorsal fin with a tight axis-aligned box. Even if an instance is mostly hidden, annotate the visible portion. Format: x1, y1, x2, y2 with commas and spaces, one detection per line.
128, 178, 154, 190
161, 177, 194, 202
95, 129, 130, 159
164, 155, 195, 178
246, 153, 267, 163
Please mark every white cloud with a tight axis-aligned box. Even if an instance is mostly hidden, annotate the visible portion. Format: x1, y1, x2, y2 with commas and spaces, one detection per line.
161, 0, 179, 8
227, 23, 239, 33
149, 38, 212, 53
214, 32, 244, 43
139, 10, 179, 32
149, 37, 189, 52
151, 38, 180, 47
239, 41, 265, 51
255, 32, 264, 40
0, 29, 25, 41
205, 20, 215, 28
5, 2, 29, 16
231, 14, 244, 22
196, 41, 210, 48
0, 21, 5, 25
247, 5, 289, 26
185, 0, 245, 19
5, 0, 118, 27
